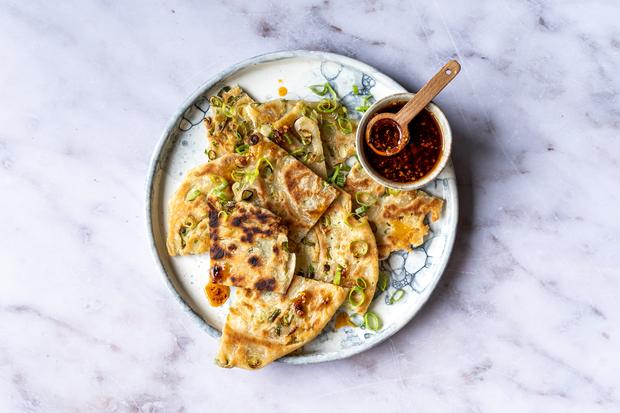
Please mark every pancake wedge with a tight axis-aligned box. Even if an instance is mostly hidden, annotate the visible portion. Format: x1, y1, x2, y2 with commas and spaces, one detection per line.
344, 163, 443, 259
208, 201, 296, 294
295, 193, 378, 313
205, 89, 328, 179
215, 275, 346, 369
166, 138, 338, 255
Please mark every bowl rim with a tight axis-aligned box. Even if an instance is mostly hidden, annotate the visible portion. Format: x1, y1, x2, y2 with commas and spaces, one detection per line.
356, 93, 453, 190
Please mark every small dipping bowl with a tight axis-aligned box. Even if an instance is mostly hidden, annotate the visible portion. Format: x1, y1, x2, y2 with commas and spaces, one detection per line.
356, 93, 453, 190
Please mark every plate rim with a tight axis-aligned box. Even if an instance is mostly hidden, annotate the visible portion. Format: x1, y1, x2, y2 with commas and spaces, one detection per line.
145, 49, 459, 365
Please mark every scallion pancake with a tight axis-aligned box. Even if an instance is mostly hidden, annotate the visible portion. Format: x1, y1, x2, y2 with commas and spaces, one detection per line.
215, 275, 346, 369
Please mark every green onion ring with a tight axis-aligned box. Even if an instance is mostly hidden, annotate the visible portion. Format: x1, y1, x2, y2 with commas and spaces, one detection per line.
356, 277, 367, 289
241, 189, 254, 201
390, 289, 405, 304
348, 286, 365, 307
334, 265, 343, 286
363, 311, 382, 331
355, 191, 377, 207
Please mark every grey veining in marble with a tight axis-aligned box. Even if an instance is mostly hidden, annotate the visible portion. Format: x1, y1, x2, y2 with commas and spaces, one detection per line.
1, 0, 619, 412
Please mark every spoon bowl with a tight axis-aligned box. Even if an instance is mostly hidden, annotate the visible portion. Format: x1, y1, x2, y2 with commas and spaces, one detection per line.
365, 60, 460, 156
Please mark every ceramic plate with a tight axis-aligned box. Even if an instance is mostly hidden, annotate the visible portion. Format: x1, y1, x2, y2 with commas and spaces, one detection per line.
146, 50, 458, 364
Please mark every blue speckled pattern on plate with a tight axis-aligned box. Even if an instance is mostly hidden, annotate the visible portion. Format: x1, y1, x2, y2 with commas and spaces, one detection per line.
146, 50, 458, 365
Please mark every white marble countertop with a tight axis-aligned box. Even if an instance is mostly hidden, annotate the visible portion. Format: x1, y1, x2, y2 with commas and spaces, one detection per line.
1, 1, 619, 411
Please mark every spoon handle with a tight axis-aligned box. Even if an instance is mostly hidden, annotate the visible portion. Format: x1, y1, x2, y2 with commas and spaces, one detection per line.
394, 60, 461, 125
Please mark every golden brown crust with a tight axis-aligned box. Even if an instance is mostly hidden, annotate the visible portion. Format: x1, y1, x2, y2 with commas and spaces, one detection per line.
208, 201, 296, 294
166, 138, 338, 255
295, 193, 379, 313
215, 276, 346, 369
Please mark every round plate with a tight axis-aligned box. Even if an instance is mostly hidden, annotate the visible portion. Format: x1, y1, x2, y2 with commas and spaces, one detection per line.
146, 50, 458, 365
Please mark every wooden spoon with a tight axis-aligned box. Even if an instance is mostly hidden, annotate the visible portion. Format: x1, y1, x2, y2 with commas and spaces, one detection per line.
365, 60, 461, 156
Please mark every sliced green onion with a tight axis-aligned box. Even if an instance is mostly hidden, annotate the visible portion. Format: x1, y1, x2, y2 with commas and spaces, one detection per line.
235, 144, 250, 154
185, 188, 201, 202
325, 82, 339, 99
308, 84, 329, 96
354, 205, 369, 216
321, 214, 331, 227
241, 189, 254, 201
356, 277, 367, 289
348, 286, 366, 307
355, 191, 377, 207
364, 311, 381, 331
309, 82, 338, 99
282, 312, 294, 326
268, 308, 281, 322
334, 265, 343, 286
217, 210, 229, 221
307, 264, 315, 276
317, 99, 338, 113
350, 240, 369, 258
231, 169, 246, 182
206, 149, 217, 160
352, 84, 359, 95
221, 104, 233, 118
355, 94, 374, 113
291, 147, 307, 158
282, 241, 289, 252
283, 132, 293, 145
217, 86, 231, 96
390, 289, 405, 304
378, 272, 389, 292
337, 117, 353, 134
209, 96, 223, 107
301, 237, 315, 246
387, 188, 401, 196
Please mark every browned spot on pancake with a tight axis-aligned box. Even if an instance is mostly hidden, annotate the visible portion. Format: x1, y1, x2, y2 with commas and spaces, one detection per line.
231, 216, 243, 227
230, 275, 244, 285
211, 265, 223, 282
227, 244, 237, 252
272, 245, 279, 254
210, 243, 226, 260
292, 291, 308, 316
208, 208, 219, 228
254, 211, 271, 224
254, 278, 276, 291
248, 255, 261, 267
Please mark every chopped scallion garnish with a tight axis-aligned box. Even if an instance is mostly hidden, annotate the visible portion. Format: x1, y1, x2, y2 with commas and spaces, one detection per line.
363, 311, 381, 331
235, 144, 250, 154
352, 84, 359, 95
334, 265, 343, 286
317, 99, 338, 113
209, 96, 223, 107
322, 214, 331, 227
206, 149, 217, 160
390, 289, 405, 304
185, 189, 201, 202
356, 277, 367, 289
337, 117, 353, 134
241, 189, 254, 201
355, 191, 377, 207
378, 272, 389, 292
348, 286, 365, 307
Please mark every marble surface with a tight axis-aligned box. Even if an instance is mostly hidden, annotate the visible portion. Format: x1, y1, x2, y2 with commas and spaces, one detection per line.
1, 0, 618, 411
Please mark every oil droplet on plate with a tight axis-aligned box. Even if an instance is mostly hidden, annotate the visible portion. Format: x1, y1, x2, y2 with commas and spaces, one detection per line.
278, 86, 288, 96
